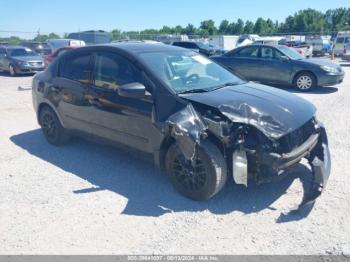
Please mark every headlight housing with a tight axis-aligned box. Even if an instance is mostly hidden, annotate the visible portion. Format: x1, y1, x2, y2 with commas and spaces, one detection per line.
320, 65, 338, 73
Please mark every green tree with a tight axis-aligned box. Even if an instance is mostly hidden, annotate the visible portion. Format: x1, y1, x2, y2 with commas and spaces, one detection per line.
325, 8, 349, 31
244, 20, 254, 34
174, 25, 183, 34
279, 16, 295, 33
266, 19, 275, 33
200, 19, 217, 35
33, 32, 60, 42
198, 29, 210, 38
48, 32, 60, 39
5, 36, 22, 45
184, 24, 196, 36
159, 26, 172, 34
218, 19, 229, 34
254, 18, 268, 34
111, 29, 123, 40
33, 34, 49, 42
235, 19, 244, 34
227, 22, 237, 34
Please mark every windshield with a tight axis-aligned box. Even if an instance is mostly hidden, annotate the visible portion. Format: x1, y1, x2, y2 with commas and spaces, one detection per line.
277, 46, 304, 60
139, 51, 245, 94
10, 48, 37, 57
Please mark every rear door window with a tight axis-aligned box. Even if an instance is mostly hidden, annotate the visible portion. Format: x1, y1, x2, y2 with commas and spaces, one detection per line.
60, 53, 92, 84
261, 47, 284, 60
234, 46, 259, 58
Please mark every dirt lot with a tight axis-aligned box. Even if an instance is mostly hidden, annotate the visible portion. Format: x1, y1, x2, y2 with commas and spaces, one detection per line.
0, 60, 350, 255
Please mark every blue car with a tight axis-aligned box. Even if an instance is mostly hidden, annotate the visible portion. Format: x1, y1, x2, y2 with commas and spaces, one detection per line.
212, 44, 345, 92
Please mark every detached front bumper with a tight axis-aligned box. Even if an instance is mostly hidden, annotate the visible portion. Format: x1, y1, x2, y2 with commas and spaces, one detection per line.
243, 125, 331, 210
298, 125, 331, 209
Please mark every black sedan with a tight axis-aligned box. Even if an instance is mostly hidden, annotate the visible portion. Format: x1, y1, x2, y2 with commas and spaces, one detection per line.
212, 44, 344, 91
172, 41, 225, 56
32, 43, 330, 210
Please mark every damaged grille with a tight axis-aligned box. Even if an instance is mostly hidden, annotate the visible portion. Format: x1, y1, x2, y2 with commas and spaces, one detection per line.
277, 118, 316, 153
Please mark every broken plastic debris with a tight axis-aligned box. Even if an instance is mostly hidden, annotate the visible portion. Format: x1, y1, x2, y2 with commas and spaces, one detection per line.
166, 104, 207, 161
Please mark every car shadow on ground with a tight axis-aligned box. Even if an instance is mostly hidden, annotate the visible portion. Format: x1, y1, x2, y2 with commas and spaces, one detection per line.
10, 129, 314, 221
271, 84, 339, 94
0, 71, 34, 78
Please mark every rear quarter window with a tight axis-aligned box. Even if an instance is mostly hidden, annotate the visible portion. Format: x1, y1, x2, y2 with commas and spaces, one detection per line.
234, 46, 259, 58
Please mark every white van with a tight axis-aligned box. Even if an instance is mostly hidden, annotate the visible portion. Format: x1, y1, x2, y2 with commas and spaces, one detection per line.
46, 39, 86, 53
334, 31, 350, 56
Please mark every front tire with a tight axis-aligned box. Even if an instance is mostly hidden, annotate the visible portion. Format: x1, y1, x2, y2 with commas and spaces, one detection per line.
165, 140, 227, 201
39, 107, 70, 146
294, 72, 316, 92
9, 65, 16, 76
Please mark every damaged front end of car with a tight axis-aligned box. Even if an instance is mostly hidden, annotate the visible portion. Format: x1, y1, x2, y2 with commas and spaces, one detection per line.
165, 101, 331, 212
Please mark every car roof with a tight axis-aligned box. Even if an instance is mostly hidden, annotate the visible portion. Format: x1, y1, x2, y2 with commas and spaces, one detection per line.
102, 42, 186, 54
1, 45, 27, 50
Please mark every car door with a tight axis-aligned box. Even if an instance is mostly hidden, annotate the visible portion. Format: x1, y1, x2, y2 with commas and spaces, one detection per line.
217, 46, 261, 81
87, 51, 157, 153
258, 46, 292, 84
53, 50, 95, 134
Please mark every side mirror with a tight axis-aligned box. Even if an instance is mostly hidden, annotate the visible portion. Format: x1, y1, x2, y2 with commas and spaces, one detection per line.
118, 82, 146, 98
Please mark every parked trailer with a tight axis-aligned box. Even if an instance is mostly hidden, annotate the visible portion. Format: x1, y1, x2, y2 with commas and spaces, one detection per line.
208, 35, 239, 51
306, 36, 332, 56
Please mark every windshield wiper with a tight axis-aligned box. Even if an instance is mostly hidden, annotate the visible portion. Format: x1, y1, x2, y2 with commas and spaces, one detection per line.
211, 82, 240, 91
178, 88, 210, 94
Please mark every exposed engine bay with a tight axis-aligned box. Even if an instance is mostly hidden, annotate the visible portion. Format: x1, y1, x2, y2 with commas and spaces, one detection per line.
166, 102, 331, 212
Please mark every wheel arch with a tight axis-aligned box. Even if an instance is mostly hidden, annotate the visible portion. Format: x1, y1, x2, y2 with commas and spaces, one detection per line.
292, 70, 318, 87
157, 129, 226, 171
37, 102, 65, 127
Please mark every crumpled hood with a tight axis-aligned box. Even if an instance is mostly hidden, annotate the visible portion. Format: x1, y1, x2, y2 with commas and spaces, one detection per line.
180, 82, 316, 139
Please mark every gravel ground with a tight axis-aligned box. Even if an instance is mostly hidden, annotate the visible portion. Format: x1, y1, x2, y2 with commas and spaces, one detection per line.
0, 60, 350, 255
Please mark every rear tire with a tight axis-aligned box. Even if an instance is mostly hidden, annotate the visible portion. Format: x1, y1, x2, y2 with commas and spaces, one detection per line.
294, 72, 316, 92
39, 106, 70, 146
165, 140, 227, 201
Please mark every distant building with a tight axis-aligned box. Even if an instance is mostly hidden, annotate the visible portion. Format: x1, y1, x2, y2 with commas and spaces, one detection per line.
208, 36, 240, 51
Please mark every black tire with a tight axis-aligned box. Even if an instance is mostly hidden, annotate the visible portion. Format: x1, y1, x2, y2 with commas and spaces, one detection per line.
165, 140, 227, 201
294, 72, 316, 92
9, 64, 16, 77
39, 106, 70, 146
